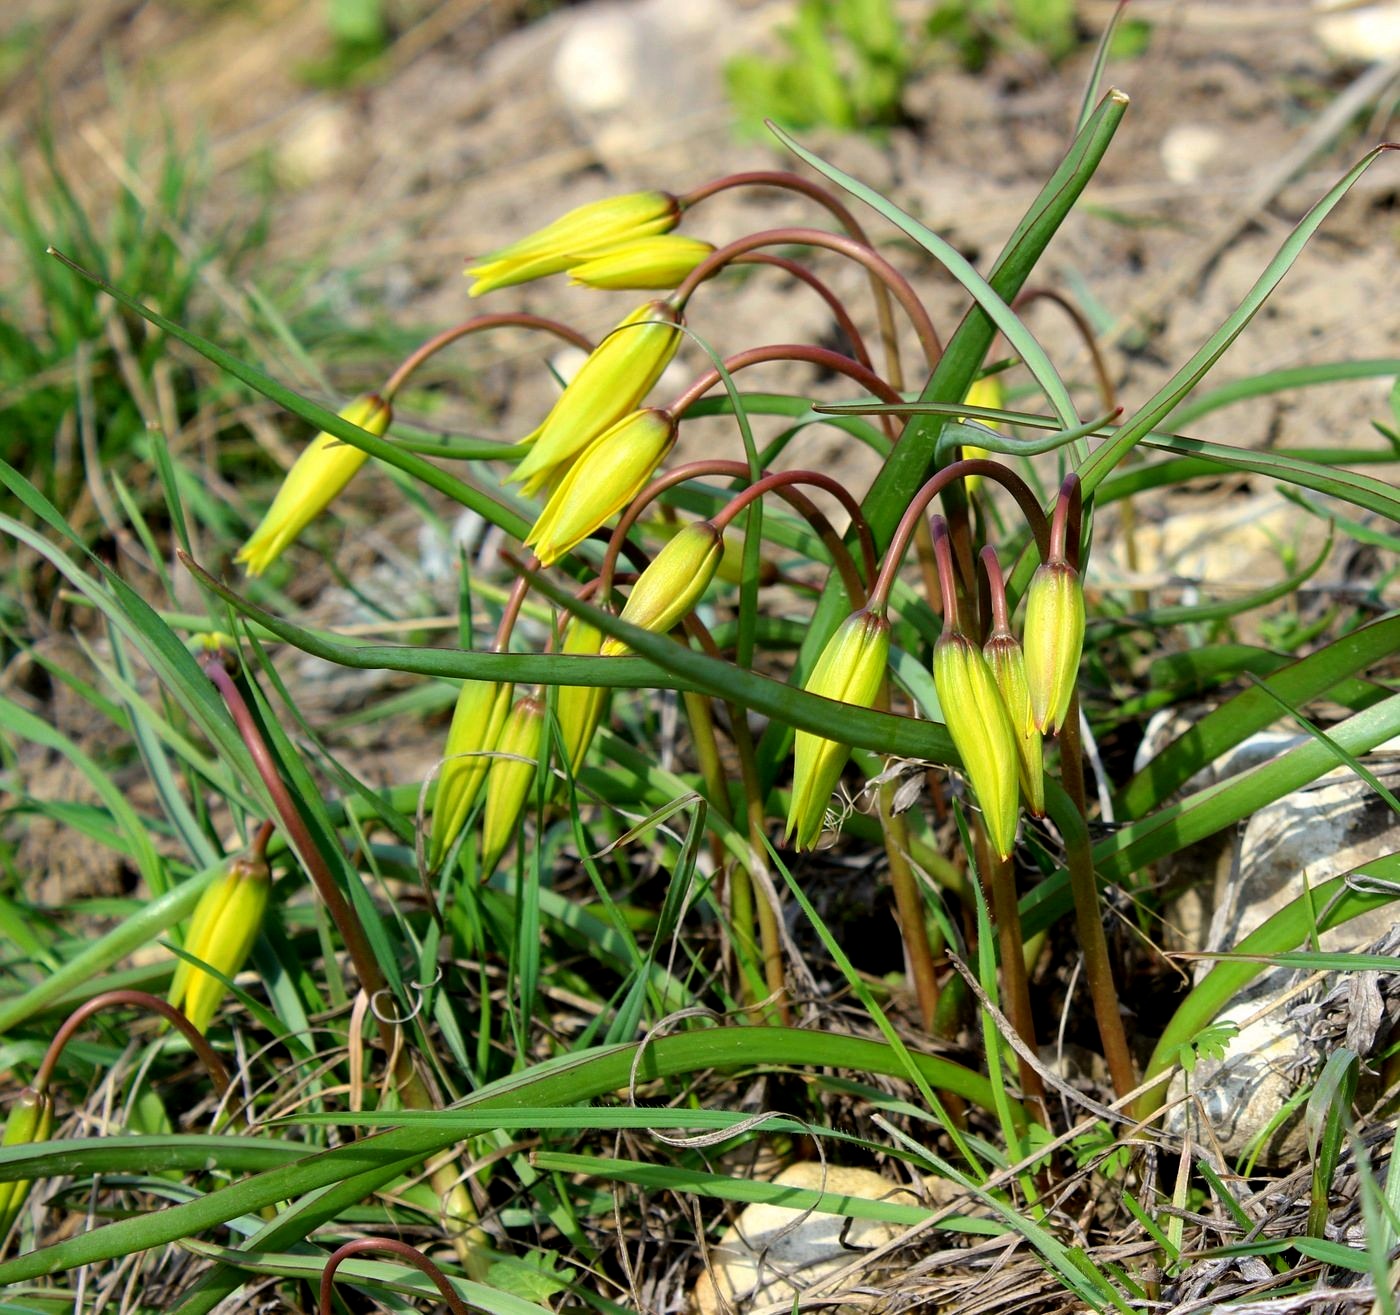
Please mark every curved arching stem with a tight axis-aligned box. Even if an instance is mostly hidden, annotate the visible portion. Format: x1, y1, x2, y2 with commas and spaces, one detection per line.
319, 1238, 473, 1315
678, 169, 906, 388
733, 254, 877, 376
35, 989, 232, 1100
665, 343, 903, 419
870, 460, 1050, 611
599, 461, 876, 608
381, 314, 595, 402
1012, 287, 1115, 413
673, 228, 942, 370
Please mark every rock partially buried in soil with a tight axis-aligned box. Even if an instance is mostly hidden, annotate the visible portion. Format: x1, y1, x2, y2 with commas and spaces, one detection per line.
692, 1162, 923, 1315
1164, 755, 1400, 1164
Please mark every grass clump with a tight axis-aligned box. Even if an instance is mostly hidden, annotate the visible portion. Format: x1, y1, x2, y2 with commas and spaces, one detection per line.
1, 14, 1398, 1315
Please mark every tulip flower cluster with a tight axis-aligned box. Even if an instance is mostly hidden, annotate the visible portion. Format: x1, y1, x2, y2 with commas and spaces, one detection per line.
226, 173, 1110, 1061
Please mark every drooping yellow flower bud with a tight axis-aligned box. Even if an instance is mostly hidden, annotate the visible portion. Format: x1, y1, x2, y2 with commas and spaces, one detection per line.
236, 393, 393, 576
960, 373, 1003, 492
526, 409, 677, 567
466, 191, 680, 296
644, 517, 768, 587
0, 1086, 54, 1241
984, 629, 1045, 817
555, 618, 608, 773
480, 696, 545, 873
933, 633, 1021, 860
1024, 560, 1085, 735
786, 609, 890, 851
567, 235, 715, 290
168, 855, 271, 1033
599, 521, 723, 657
510, 302, 681, 497
429, 680, 513, 870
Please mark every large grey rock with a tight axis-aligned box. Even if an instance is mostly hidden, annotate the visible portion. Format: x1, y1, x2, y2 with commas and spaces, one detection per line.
1164, 756, 1400, 1163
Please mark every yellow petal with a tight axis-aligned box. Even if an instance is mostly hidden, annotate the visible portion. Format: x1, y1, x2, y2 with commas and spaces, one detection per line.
430, 680, 513, 869
466, 191, 679, 296
786, 610, 890, 850
480, 696, 545, 872
600, 521, 722, 656
568, 235, 715, 290
525, 410, 676, 567
236, 394, 392, 575
933, 634, 1021, 859
509, 302, 679, 496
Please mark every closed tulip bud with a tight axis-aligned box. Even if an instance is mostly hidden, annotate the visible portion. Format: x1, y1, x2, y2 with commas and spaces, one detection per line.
0, 1086, 54, 1240
984, 629, 1045, 817
480, 696, 545, 872
1024, 560, 1085, 735
933, 633, 1021, 860
430, 680, 513, 870
510, 302, 680, 497
960, 374, 1003, 493
600, 521, 723, 657
645, 517, 768, 587
786, 609, 890, 851
168, 855, 271, 1033
466, 191, 680, 296
567, 235, 715, 290
237, 393, 393, 576
526, 409, 677, 567
555, 617, 608, 772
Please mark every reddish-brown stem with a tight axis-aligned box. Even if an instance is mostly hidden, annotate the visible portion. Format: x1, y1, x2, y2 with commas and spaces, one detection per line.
711, 468, 875, 575
673, 228, 941, 369
381, 314, 594, 401
987, 852, 1047, 1124
201, 657, 395, 1057
250, 818, 275, 862
876, 741, 941, 1033
1058, 694, 1136, 1102
319, 1238, 471, 1315
665, 343, 903, 419
492, 572, 532, 652
34, 989, 231, 1098
732, 254, 877, 377
678, 169, 905, 387
980, 546, 1010, 634
929, 518, 962, 634
1013, 287, 1115, 413
1053, 472, 1083, 567
871, 460, 1050, 611
599, 460, 876, 607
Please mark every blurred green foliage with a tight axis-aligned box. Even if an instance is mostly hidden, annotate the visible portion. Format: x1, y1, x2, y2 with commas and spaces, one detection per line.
727, 0, 1152, 137
726, 0, 911, 136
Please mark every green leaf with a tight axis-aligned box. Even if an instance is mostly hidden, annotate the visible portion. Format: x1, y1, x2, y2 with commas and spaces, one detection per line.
1115, 614, 1400, 818
44, 249, 531, 540
1076, 146, 1397, 503
1139, 857, 1400, 1117
760, 88, 1127, 781
0, 1027, 1001, 1293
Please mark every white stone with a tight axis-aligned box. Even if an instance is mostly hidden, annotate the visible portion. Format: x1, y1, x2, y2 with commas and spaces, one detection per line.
692, 1162, 920, 1314
1315, 2, 1400, 61
1160, 123, 1226, 185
